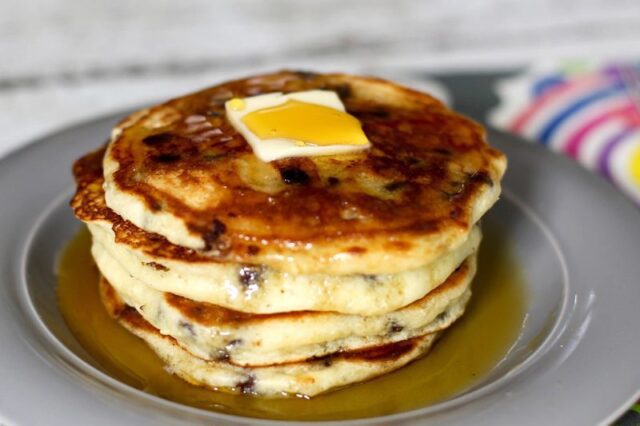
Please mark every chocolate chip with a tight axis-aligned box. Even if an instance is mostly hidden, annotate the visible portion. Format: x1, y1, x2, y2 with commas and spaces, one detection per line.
144, 261, 169, 272
247, 245, 260, 255
213, 349, 230, 361
389, 321, 404, 334
148, 198, 162, 212
362, 274, 379, 282
152, 154, 181, 163
370, 108, 390, 118
280, 167, 310, 185
433, 148, 452, 156
203, 219, 227, 251
238, 265, 264, 290
178, 320, 195, 336
310, 353, 335, 367
142, 133, 173, 146
236, 375, 256, 395
384, 181, 406, 192
327, 176, 340, 187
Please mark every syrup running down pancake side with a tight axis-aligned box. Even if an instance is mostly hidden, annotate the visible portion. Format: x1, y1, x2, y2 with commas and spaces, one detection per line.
57, 219, 525, 421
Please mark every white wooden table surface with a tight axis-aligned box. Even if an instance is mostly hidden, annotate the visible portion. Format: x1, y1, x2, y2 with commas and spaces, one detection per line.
1, 0, 640, 157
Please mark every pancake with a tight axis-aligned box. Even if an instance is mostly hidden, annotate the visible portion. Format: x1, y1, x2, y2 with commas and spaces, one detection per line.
74, 148, 481, 315
102, 70, 506, 275
96, 250, 475, 366
69, 70, 506, 398
100, 276, 441, 397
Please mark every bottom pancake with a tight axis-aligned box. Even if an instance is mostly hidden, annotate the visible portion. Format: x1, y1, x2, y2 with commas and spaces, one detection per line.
100, 277, 441, 397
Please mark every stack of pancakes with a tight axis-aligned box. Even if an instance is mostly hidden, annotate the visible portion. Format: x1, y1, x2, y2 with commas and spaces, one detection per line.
71, 71, 506, 397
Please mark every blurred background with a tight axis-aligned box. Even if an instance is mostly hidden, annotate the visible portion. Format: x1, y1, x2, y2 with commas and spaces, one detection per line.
2, 0, 639, 156
2, 0, 640, 205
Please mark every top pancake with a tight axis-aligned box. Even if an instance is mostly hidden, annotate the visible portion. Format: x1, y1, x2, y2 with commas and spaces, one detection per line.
103, 70, 505, 274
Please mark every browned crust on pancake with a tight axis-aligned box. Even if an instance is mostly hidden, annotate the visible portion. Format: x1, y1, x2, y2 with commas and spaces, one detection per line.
72, 147, 214, 262
99, 275, 156, 333
335, 337, 418, 362
162, 257, 470, 327
99, 276, 434, 366
105, 70, 504, 253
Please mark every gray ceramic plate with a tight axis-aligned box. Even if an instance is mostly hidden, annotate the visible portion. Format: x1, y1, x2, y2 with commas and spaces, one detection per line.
0, 111, 639, 426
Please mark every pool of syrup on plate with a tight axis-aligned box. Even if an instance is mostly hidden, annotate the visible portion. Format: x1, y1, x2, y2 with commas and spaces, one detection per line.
57, 223, 526, 421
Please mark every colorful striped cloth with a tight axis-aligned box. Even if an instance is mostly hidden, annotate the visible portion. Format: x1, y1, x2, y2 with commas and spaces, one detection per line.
489, 61, 640, 206
489, 61, 640, 424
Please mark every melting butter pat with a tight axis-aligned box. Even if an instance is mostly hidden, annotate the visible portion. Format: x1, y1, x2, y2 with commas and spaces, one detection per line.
225, 90, 370, 162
